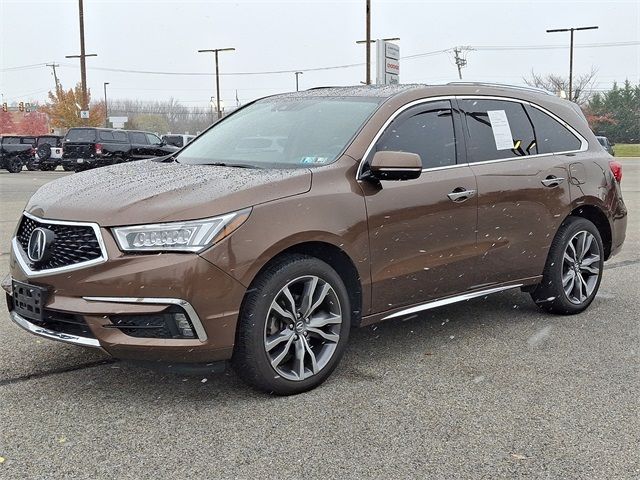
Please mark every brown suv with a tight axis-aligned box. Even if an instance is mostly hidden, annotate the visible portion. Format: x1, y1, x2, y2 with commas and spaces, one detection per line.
4, 84, 627, 394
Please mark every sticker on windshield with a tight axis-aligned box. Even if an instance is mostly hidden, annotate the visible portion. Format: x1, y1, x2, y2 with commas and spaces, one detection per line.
300, 156, 329, 165
487, 110, 515, 150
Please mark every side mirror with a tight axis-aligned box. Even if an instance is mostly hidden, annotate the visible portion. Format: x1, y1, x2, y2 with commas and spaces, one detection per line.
369, 151, 422, 181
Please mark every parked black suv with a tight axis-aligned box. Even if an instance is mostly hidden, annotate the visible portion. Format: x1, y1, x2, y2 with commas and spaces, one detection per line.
0, 136, 36, 173
61, 128, 178, 171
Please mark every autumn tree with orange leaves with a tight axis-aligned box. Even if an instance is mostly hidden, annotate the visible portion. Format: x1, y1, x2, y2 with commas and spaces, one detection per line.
41, 82, 105, 129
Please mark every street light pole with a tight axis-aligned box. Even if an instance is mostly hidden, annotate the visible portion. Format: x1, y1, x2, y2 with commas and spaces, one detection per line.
294, 71, 303, 91
198, 47, 235, 119
546, 25, 598, 101
103, 82, 109, 127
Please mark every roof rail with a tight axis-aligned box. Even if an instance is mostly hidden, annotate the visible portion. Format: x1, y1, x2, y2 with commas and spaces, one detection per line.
446, 82, 554, 96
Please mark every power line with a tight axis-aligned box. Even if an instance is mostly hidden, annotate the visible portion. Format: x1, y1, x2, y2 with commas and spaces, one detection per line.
2, 40, 637, 76
474, 40, 639, 51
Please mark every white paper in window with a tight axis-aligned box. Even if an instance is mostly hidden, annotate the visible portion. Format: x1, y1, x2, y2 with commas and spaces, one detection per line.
487, 110, 514, 150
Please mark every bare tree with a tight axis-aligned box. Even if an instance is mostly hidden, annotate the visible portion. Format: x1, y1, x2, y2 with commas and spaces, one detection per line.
523, 67, 598, 105
106, 98, 215, 134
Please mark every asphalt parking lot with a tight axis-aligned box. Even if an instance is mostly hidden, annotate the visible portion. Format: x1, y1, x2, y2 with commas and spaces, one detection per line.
0, 161, 638, 479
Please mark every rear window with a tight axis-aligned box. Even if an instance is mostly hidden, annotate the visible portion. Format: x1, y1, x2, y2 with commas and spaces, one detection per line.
163, 135, 183, 147
129, 132, 148, 144
113, 131, 128, 142
65, 129, 96, 142
99, 131, 115, 141
460, 99, 537, 163
525, 105, 582, 154
37, 136, 59, 146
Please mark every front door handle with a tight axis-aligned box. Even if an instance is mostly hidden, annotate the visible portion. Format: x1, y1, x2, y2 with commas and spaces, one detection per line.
447, 188, 476, 203
541, 176, 565, 187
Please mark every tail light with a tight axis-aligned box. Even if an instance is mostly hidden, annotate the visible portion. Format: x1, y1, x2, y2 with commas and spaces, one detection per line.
95, 143, 103, 155
30, 147, 36, 155
609, 160, 622, 183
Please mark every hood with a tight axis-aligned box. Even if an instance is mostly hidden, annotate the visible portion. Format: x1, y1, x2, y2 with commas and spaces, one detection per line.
26, 160, 312, 226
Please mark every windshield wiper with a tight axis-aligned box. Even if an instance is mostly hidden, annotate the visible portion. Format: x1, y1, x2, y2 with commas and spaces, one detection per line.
205, 162, 260, 169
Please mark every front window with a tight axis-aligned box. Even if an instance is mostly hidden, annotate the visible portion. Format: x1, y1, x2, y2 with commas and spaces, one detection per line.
177, 97, 381, 169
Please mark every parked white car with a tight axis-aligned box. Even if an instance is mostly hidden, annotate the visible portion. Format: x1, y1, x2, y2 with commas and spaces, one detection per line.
31, 135, 65, 171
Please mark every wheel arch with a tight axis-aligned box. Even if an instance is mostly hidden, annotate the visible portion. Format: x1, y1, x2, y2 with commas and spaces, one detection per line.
566, 204, 612, 259
245, 240, 364, 327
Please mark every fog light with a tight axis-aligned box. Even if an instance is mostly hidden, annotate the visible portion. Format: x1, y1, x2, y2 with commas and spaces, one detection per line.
174, 313, 195, 338
108, 307, 197, 339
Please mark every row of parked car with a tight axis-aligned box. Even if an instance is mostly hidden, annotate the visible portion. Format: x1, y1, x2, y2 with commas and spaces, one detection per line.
0, 129, 196, 173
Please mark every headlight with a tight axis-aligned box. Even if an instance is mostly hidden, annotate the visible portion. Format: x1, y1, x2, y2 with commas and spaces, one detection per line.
112, 208, 251, 252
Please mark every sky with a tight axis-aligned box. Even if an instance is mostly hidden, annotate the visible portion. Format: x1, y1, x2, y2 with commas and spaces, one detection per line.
1, 0, 639, 109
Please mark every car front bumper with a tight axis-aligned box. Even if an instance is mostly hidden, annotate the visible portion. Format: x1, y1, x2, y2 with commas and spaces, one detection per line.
5, 233, 247, 363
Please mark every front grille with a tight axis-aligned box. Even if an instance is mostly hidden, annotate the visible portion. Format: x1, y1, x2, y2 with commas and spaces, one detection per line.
32, 309, 96, 339
16, 215, 103, 271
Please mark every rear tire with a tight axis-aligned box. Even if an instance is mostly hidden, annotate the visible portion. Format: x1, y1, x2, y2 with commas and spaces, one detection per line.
531, 217, 604, 314
232, 254, 351, 395
6, 159, 22, 173
26, 160, 38, 171
62, 164, 75, 172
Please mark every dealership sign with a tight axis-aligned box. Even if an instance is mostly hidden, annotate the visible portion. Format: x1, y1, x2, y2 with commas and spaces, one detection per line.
376, 40, 399, 85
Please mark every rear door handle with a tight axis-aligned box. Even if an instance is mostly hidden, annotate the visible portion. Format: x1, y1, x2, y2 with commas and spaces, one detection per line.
541, 176, 565, 187
447, 188, 476, 203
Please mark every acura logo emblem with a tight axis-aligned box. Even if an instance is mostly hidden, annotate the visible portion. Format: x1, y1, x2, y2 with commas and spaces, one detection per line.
27, 227, 54, 263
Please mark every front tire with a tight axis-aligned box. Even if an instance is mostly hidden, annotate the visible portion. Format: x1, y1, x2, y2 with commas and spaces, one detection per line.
232, 254, 351, 395
531, 217, 604, 314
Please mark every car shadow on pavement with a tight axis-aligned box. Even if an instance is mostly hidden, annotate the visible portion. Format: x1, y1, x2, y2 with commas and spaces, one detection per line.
4, 289, 572, 404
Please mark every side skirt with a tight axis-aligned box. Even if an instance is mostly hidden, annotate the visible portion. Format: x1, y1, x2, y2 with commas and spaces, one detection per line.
360, 276, 541, 326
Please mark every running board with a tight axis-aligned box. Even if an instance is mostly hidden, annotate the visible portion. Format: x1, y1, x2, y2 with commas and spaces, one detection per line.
381, 284, 523, 321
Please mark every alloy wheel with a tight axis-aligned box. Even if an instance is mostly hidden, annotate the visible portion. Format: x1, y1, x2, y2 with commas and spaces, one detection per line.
562, 230, 602, 304
264, 275, 342, 381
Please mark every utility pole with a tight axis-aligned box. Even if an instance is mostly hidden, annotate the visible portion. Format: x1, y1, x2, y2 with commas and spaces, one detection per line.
453, 47, 473, 80
294, 71, 303, 91
103, 82, 109, 127
546, 26, 598, 101
365, 0, 371, 84
46, 62, 61, 93
66, 0, 97, 124
198, 47, 235, 119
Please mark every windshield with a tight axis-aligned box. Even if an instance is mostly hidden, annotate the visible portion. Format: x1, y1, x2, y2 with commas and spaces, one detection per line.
176, 97, 381, 168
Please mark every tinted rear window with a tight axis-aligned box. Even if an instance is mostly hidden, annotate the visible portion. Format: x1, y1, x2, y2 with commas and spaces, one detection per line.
38, 136, 59, 146
525, 105, 582, 154
65, 129, 96, 142
113, 131, 128, 142
99, 131, 115, 141
460, 99, 537, 163
163, 135, 183, 147
129, 132, 148, 144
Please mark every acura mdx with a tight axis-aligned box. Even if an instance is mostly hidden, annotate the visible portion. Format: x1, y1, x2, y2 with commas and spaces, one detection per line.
4, 84, 627, 394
